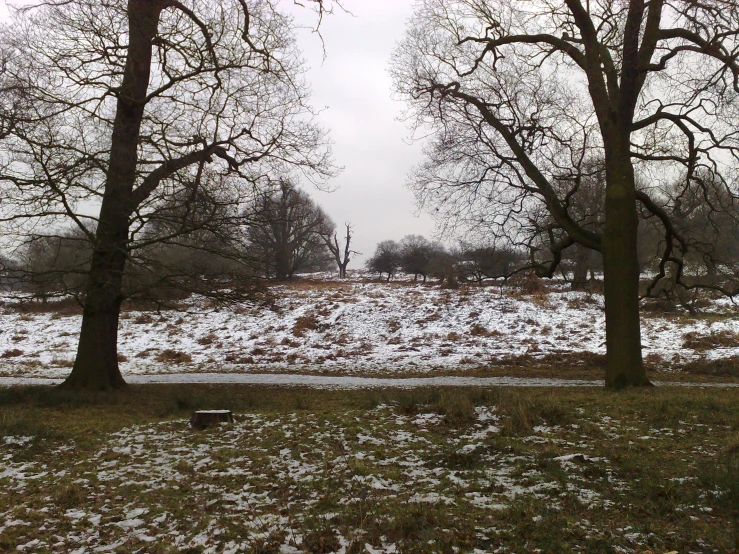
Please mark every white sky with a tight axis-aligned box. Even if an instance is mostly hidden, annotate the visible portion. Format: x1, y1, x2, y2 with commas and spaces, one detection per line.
285, 0, 436, 263
0, 0, 437, 265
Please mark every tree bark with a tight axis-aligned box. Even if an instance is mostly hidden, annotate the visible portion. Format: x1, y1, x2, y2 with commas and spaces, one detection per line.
60, 0, 164, 390
602, 152, 651, 389
275, 245, 290, 281
571, 244, 590, 291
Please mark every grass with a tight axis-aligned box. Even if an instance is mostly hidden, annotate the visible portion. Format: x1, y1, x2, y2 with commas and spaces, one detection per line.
1, 384, 738, 553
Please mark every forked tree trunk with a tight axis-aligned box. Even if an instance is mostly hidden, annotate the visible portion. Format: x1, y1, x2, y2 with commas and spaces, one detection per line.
60, 0, 164, 390
324, 225, 353, 279
602, 154, 651, 389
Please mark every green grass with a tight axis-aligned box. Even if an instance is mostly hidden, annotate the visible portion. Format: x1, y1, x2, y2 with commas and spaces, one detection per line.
1, 385, 738, 553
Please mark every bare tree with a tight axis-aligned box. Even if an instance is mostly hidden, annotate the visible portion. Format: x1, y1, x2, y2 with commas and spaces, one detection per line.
123, 181, 259, 303
426, 245, 458, 284
392, 0, 739, 388
458, 245, 525, 284
0, 0, 339, 389
245, 178, 334, 280
366, 240, 401, 282
14, 226, 92, 301
399, 234, 439, 283
322, 223, 357, 278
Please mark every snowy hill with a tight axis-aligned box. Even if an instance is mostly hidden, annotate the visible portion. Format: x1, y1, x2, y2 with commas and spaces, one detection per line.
1, 274, 738, 379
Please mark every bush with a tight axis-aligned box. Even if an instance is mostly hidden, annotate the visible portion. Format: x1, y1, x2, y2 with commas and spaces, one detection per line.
508, 271, 546, 295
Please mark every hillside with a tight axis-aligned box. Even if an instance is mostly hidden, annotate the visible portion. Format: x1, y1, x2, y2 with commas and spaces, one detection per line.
1, 273, 738, 381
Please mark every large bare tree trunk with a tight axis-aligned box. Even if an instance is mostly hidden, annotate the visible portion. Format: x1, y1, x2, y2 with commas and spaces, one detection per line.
61, 0, 163, 390
275, 243, 290, 281
602, 153, 650, 389
571, 244, 590, 291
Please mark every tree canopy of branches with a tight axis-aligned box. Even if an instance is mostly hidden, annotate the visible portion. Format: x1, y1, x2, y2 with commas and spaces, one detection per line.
458, 245, 525, 284
366, 240, 401, 282
399, 234, 442, 282
14, 226, 92, 300
366, 235, 448, 282
393, 0, 739, 388
0, 0, 339, 389
245, 179, 334, 280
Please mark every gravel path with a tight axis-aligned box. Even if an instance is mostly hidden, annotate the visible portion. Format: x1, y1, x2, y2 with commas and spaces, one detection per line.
1, 373, 737, 388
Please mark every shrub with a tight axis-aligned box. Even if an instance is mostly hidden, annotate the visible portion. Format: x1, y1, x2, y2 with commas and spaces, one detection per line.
508, 271, 546, 295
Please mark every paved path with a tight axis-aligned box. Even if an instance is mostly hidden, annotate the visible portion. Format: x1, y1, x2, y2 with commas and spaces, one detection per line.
0, 373, 737, 388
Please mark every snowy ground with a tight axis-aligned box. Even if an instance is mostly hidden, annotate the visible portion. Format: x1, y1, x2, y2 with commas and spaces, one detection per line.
1, 275, 738, 380
3, 393, 736, 553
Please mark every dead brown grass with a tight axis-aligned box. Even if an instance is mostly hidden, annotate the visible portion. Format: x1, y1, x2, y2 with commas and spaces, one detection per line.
281, 279, 354, 292
682, 330, 739, 351
508, 271, 547, 295
469, 323, 501, 337
50, 357, 74, 368
154, 350, 192, 364
197, 333, 218, 345
4, 298, 82, 316
681, 356, 739, 377
293, 313, 320, 337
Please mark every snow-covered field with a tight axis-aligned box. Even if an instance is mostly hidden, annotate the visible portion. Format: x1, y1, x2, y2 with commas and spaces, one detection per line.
1, 275, 738, 380
3, 396, 735, 553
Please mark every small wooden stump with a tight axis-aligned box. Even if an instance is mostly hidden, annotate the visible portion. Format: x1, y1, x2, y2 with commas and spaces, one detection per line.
189, 410, 234, 430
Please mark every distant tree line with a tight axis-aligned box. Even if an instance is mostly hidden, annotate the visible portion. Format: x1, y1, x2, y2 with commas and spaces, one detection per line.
2, 178, 356, 301
367, 206, 739, 290
366, 236, 525, 285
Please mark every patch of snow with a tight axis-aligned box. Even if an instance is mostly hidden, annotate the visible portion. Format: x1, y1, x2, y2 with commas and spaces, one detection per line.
2, 281, 736, 382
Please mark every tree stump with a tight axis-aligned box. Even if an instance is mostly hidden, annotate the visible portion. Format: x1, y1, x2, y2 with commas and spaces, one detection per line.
189, 410, 234, 430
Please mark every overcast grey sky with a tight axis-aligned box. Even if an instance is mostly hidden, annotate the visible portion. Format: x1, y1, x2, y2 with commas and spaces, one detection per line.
0, 0, 437, 265
284, 0, 437, 263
